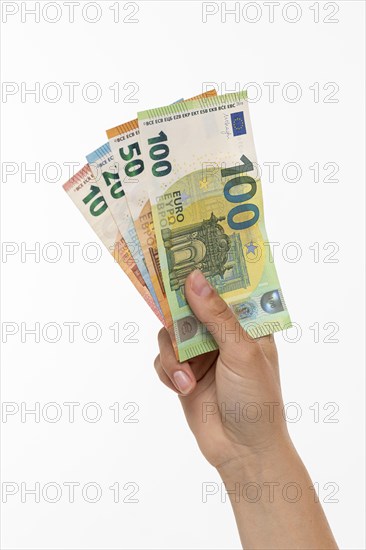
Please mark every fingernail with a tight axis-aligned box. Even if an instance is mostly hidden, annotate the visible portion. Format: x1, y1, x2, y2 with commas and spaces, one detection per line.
189, 270, 213, 297
173, 370, 194, 394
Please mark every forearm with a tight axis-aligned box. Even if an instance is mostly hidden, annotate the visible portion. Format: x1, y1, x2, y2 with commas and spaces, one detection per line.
217, 439, 338, 550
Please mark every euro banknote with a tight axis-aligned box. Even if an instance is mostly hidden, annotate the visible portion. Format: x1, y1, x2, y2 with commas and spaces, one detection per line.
138, 91, 291, 361
86, 143, 163, 316
106, 90, 217, 346
63, 164, 164, 323
106, 118, 172, 328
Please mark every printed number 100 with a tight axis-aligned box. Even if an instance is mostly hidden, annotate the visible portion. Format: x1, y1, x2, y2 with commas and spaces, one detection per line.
221, 154, 259, 230
148, 131, 172, 177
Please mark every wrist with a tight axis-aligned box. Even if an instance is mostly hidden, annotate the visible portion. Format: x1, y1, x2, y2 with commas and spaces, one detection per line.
216, 435, 297, 485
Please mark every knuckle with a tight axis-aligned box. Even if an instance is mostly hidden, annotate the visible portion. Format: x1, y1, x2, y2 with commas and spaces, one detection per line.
154, 359, 166, 383
153, 354, 161, 371
160, 355, 175, 375
157, 370, 166, 383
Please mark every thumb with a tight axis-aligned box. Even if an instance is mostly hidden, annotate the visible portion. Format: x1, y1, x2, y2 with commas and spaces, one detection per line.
185, 269, 253, 354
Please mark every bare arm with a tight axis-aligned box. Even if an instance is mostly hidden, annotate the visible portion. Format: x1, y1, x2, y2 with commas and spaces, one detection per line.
218, 440, 337, 549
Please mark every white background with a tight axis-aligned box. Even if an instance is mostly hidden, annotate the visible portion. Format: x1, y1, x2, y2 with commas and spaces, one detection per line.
1, 1, 365, 549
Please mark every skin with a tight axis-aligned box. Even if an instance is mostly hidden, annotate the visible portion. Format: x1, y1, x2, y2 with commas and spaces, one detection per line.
154, 269, 338, 550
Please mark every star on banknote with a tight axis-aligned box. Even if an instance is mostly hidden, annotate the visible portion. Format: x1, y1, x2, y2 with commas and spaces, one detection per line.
245, 241, 258, 254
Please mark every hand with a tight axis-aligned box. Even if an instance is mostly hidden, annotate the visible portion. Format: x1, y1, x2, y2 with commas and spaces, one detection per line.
154, 269, 291, 472
154, 270, 338, 549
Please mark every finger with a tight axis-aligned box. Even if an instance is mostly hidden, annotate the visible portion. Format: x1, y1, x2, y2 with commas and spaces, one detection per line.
157, 328, 196, 395
185, 270, 259, 356
153, 354, 178, 393
257, 334, 278, 362
189, 350, 218, 382
256, 334, 280, 380
158, 330, 217, 386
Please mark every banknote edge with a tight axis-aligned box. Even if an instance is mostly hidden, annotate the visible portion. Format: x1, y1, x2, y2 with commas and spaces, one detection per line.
138, 90, 247, 121
63, 164, 92, 192
86, 142, 111, 164
177, 316, 292, 362
106, 118, 138, 139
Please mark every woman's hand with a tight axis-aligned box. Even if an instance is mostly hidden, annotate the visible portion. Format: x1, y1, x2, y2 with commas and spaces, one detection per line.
154, 270, 338, 550
154, 269, 290, 471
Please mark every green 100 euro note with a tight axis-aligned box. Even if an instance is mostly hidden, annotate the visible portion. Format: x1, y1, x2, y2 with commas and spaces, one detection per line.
138, 91, 291, 361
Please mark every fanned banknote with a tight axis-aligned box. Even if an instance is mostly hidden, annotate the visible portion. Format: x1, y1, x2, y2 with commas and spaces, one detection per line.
63, 164, 164, 323
138, 91, 291, 361
86, 143, 162, 316
106, 89, 217, 343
